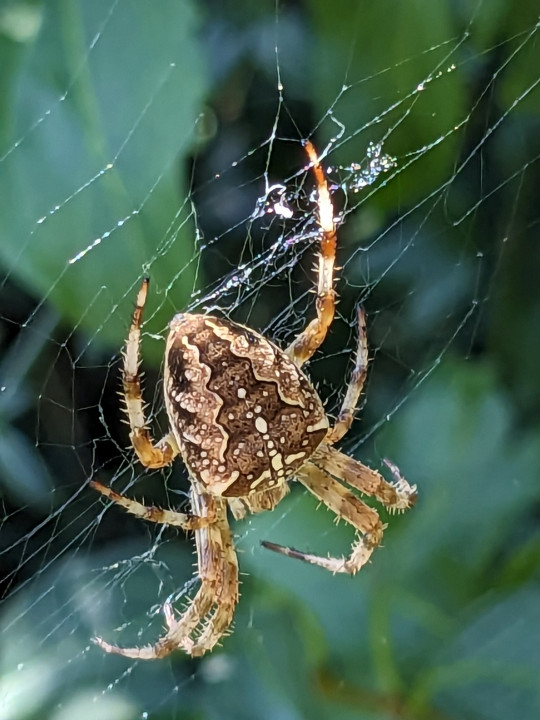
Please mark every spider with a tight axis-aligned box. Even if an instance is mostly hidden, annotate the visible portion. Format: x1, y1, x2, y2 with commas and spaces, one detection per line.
91, 141, 417, 660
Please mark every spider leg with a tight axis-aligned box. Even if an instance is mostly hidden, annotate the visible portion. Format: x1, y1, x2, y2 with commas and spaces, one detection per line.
285, 141, 337, 368
164, 489, 239, 657
93, 490, 239, 659
176, 531, 239, 657
123, 278, 179, 469
262, 462, 385, 574
311, 444, 417, 512
90, 479, 216, 529
326, 305, 368, 444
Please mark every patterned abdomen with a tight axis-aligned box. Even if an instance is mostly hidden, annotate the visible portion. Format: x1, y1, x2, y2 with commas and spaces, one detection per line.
164, 314, 328, 497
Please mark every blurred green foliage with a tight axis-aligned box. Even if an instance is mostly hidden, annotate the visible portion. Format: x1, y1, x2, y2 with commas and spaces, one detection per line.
0, 0, 206, 348
0, 1, 539, 720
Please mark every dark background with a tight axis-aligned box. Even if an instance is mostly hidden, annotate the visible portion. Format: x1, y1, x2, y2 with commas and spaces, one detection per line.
0, 1, 539, 719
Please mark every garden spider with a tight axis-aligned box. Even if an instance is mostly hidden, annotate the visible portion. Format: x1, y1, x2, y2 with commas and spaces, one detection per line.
91, 141, 417, 659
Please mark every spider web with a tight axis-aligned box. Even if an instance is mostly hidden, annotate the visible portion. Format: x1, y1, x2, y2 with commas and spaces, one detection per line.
1, 1, 539, 718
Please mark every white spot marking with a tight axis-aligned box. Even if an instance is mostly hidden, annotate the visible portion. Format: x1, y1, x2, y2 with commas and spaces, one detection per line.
255, 417, 268, 433
285, 452, 306, 464
250, 469, 272, 490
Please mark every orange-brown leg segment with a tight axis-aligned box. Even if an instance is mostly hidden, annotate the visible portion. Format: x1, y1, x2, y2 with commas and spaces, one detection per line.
326, 305, 368, 444
93, 489, 239, 659
123, 278, 178, 469
263, 462, 385, 574
286, 141, 337, 368
311, 444, 418, 513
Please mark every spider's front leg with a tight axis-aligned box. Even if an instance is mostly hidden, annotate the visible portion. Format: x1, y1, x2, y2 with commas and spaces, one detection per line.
123, 278, 179, 469
286, 141, 337, 368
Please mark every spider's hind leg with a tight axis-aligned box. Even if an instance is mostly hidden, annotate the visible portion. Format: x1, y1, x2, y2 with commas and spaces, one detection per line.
168, 489, 239, 657
263, 462, 385, 575
93, 490, 239, 659
311, 443, 417, 513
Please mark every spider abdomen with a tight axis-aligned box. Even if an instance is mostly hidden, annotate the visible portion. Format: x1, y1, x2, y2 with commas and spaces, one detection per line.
164, 313, 328, 497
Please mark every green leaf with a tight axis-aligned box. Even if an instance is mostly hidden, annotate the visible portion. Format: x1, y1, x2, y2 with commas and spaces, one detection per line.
0, 0, 209, 353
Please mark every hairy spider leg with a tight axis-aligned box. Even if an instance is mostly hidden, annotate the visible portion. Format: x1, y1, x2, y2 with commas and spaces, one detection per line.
311, 444, 418, 512
176, 490, 240, 656
90, 480, 216, 529
123, 277, 179, 468
263, 462, 384, 574
93, 490, 239, 659
326, 305, 369, 444
286, 141, 337, 368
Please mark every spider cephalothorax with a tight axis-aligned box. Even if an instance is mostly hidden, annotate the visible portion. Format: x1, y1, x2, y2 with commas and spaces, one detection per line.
91, 142, 417, 659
